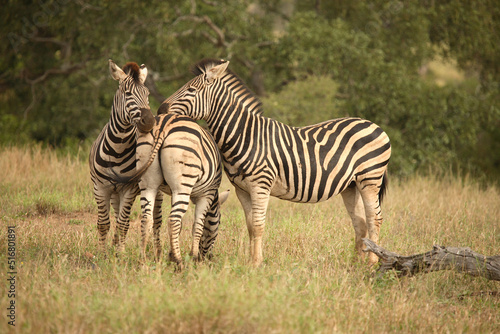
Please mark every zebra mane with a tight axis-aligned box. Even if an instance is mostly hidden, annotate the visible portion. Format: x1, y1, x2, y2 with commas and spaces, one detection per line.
191, 58, 264, 115
191, 58, 226, 76
122, 62, 141, 82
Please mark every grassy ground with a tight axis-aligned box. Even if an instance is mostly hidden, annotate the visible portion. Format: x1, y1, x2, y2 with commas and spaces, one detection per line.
1, 146, 499, 333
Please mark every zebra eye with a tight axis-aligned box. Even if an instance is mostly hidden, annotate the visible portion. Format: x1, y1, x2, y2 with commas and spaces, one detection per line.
187, 87, 196, 93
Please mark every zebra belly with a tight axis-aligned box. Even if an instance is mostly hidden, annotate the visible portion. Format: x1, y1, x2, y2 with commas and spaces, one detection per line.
223, 159, 348, 204
271, 172, 348, 203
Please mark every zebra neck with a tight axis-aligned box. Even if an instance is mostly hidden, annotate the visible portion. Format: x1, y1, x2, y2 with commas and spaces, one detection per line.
206, 99, 268, 157
99, 123, 137, 167
204, 78, 267, 152
105, 112, 136, 161
108, 103, 135, 140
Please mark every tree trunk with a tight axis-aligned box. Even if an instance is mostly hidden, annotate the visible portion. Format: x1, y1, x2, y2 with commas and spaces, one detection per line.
363, 238, 500, 281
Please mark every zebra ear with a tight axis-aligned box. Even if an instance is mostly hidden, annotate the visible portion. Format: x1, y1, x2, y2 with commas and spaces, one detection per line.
138, 64, 148, 84
206, 60, 229, 83
109, 59, 127, 81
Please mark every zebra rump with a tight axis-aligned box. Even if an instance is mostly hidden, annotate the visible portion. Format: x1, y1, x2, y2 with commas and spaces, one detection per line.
110, 112, 227, 266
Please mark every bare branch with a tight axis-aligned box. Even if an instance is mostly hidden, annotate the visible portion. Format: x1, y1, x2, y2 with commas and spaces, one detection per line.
363, 238, 500, 281
144, 74, 166, 104
85, 73, 106, 87
155, 73, 188, 82
256, 41, 275, 48
144, 69, 189, 104
202, 15, 226, 47
201, 31, 218, 46
170, 29, 195, 38
23, 84, 36, 121
75, 0, 102, 13
171, 14, 227, 47
172, 14, 205, 26
235, 56, 254, 69
31, 37, 68, 47
122, 33, 136, 60
201, 0, 218, 6
25, 62, 86, 85
190, 0, 197, 14
22, 60, 87, 121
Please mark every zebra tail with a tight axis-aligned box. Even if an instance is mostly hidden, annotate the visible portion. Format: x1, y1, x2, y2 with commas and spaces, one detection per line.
378, 171, 388, 205
108, 130, 166, 185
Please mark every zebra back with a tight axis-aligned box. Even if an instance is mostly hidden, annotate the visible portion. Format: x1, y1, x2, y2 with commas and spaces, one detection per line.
131, 113, 223, 191
156, 59, 391, 202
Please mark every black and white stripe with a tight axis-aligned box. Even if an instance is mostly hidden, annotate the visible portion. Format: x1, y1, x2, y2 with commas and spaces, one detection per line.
89, 60, 159, 253
159, 59, 391, 266
120, 113, 228, 267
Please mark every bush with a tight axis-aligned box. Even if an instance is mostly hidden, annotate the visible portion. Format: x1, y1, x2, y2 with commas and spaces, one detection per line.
269, 11, 498, 180
262, 76, 343, 126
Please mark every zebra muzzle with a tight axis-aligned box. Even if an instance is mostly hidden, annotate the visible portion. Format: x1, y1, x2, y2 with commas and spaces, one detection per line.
137, 108, 155, 133
157, 102, 169, 115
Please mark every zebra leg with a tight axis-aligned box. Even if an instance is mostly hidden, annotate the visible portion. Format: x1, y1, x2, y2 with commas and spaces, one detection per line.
139, 188, 159, 263
138, 157, 164, 262
168, 192, 192, 270
95, 192, 112, 251
235, 187, 254, 262
341, 186, 368, 261
110, 193, 120, 246
190, 191, 216, 261
358, 181, 384, 266
152, 191, 163, 262
199, 191, 222, 260
235, 186, 270, 267
115, 190, 136, 254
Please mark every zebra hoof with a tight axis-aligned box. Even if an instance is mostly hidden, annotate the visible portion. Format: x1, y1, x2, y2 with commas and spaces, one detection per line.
169, 252, 183, 271
112, 234, 119, 246
189, 251, 203, 262
173, 262, 184, 272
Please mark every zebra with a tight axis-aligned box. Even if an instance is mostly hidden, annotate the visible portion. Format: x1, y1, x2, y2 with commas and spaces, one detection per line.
89, 59, 160, 254
151, 58, 391, 267
112, 113, 229, 268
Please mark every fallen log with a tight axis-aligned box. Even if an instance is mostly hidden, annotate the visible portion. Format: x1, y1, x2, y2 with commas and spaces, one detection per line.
362, 238, 500, 281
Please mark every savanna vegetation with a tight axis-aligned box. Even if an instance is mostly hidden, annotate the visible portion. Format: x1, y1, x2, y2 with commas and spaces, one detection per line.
0, 146, 499, 333
1, 1, 499, 332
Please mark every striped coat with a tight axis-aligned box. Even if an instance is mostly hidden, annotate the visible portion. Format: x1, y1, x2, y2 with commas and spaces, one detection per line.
117, 113, 228, 267
154, 59, 391, 266
89, 60, 158, 253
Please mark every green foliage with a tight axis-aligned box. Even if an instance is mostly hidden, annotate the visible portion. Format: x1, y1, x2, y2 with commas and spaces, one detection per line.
428, 0, 500, 83
262, 76, 343, 126
0, 1, 499, 181
265, 10, 498, 179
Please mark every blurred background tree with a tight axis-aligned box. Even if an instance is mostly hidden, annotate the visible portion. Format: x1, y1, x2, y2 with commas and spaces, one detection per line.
0, 0, 499, 182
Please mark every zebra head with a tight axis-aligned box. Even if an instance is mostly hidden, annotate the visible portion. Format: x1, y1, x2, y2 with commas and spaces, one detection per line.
156, 59, 230, 119
109, 59, 155, 133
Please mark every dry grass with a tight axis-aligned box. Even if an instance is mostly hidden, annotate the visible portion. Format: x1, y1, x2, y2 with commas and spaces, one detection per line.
0, 145, 94, 219
0, 146, 499, 333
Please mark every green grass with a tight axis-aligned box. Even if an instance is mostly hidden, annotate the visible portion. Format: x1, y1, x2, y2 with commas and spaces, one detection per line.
1, 146, 499, 333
